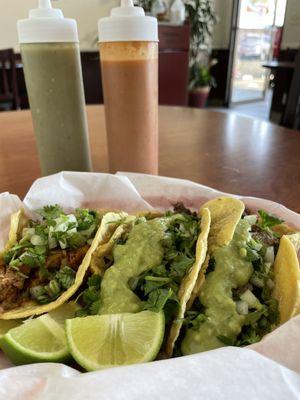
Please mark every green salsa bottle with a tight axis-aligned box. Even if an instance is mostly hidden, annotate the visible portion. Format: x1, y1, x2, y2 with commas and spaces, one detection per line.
17, 0, 92, 176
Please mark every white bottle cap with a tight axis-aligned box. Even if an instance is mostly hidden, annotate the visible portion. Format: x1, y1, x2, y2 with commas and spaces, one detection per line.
17, 0, 79, 44
98, 0, 158, 43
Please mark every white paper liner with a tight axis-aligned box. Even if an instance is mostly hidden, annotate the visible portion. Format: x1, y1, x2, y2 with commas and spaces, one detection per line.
0, 171, 299, 399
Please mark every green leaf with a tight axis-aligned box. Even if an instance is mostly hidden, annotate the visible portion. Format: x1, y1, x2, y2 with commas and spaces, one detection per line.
55, 266, 76, 289
89, 299, 101, 315
36, 205, 63, 220
19, 251, 45, 269
3, 249, 16, 264
265, 298, 279, 325
75, 308, 88, 318
75, 208, 99, 231
184, 312, 207, 330
143, 278, 171, 295
258, 210, 283, 229
67, 232, 86, 249
245, 245, 261, 262
236, 328, 261, 346
170, 253, 195, 279
87, 274, 101, 288
75, 274, 102, 317
244, 307, 267, 326
144, 288, 177, 313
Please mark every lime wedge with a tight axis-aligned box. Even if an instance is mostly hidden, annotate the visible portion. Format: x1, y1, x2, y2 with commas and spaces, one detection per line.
0, 302, 78, 365
49, 302, 79, 325
66, 310, 165, 371
0, 320, 21, 342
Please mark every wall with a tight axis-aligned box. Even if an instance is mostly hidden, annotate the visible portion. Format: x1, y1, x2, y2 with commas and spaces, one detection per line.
212, 0, 233, 49
281, 0, 300, 49
1, 0, 299, 52
0, 0, 118, 51
0, 0, 232, 51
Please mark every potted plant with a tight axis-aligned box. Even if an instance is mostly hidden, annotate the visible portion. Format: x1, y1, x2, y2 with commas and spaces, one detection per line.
134, 0, 153, 12
184, 0, 218, 107
188, 59, 217, 108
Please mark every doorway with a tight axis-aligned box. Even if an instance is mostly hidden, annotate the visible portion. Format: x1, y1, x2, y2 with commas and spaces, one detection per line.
228, 0, 286, 107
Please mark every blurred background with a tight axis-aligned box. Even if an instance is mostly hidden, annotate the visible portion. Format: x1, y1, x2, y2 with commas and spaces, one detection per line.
0, 0, 299, 129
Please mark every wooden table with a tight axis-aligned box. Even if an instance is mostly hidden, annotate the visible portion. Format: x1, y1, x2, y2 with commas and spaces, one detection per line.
0, 105, 299, 213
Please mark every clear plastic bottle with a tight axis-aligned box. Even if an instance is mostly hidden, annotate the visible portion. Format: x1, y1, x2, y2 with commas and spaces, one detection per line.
170, 0, 186, 25
98, 0, 158, 174
17, 0, 92, 176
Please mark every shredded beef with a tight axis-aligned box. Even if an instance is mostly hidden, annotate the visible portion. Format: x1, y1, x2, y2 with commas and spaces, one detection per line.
46, 251, 67, 270
251, 225, 279, 247
67, 245, 90, 269
242, 208, 252, 217
173, 202, 197, 217
0, 268, 25, 310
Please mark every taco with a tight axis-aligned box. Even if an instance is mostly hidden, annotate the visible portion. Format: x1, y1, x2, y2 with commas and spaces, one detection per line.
77, 204, 210, 356
179, 196, 300, 355
0, 205, 127, 320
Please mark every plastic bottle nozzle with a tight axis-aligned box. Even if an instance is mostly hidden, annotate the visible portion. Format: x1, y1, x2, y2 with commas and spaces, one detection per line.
121, 0, 134, 7
99, 0, 158, 42
39, 0, 52, 8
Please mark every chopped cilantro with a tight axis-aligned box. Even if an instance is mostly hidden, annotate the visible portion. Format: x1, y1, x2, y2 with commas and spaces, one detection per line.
75, 274, 102, 317
131, 207, 200, 322
258, 210, 283, 229
36, 205, 64, 220
184, 311, 207, 330
235, 327, 261, 346
75, 208, 99, 231
144, 288, 179, 323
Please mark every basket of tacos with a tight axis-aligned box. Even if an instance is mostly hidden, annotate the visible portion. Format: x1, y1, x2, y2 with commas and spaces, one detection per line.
0, 196, 299, 372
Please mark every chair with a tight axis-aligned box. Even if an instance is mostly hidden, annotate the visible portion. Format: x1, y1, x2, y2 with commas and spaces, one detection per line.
281, 49, 300, 130
0, 49, 21, 111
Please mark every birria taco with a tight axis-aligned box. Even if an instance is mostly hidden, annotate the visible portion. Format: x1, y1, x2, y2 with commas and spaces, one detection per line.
82, 204, 211, 357
0, 205, 127, 320
179, 196, 300, 355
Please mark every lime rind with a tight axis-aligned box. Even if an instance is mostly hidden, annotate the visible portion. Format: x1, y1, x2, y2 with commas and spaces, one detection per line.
0, 314, 71, 365
0, 333, 70, 365
65, 311, 165, 372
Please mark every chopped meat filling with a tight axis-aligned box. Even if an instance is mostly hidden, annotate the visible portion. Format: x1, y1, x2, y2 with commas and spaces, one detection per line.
251, 225, 279, 247
0, 245, 90, 312
0, 268, 25, 311
67, 245, 90, 269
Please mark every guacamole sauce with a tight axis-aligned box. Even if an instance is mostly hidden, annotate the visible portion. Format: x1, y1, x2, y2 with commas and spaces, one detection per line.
100, 219, 167, 314
181, 219, 253, 354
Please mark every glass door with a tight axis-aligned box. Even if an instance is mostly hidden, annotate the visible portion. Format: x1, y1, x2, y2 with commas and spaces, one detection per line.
230, 0, 277, 104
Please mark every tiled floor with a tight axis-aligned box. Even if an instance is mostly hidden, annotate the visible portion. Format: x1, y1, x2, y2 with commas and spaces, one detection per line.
229, 89, 273, 121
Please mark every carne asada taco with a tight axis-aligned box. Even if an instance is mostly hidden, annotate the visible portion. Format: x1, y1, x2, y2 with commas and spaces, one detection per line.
81, 204, 210, 357
180, 196, 300, 355
0, 206, 127, 320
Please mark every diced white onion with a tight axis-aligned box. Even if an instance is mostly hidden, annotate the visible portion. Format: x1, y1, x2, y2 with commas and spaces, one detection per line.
265, 247, 275, 264
22, 227, 35, 239
240, 289, 262, 310
236, 300, 249, 315
250, 275, 264, 288
48, 236, 57, 249
66, 214, 77, 224
54, 222, 68, 233
30, 235, 45, 246
244, 215, 257, 226
59, 239, 67, 249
